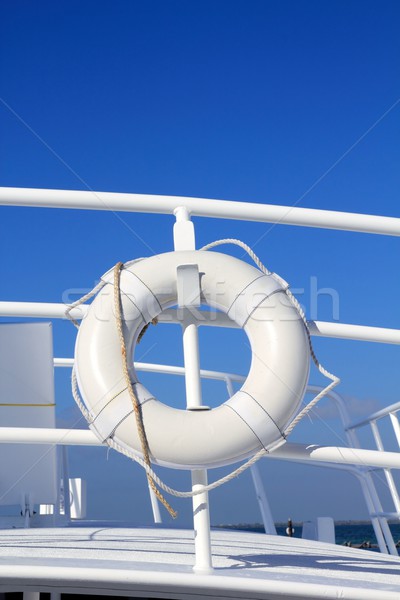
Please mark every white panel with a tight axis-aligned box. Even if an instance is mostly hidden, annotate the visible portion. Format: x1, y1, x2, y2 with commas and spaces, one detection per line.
302, 517, 336, 544
69, 478, 86, 519
0, 323, 58, 505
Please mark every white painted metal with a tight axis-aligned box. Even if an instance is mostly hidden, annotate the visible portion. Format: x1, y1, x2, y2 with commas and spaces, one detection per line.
355, 472, 394, 554
370, 421, 387, 453
61, 447, 71, 521
20, 342, 400, 548
1, 426, 400, 471
370, 421, 400, 514
181, 323, 202, 410
1, 527, 400, 599
0, 341, 398, 555
370, 511, 400, 518
302, 517, 335, 544
191, 468, 213, 573
269, 443, 400, 469
0, 323, 58, 506
356, 474, 390, 554
2, 186, 400, 570
68, 478, 87, 519
173, 206, 196, 250
225, 376, 276, 536
174, 210, 213, 573
0, 427, 101, 445
306, 385, 398, 555
249, 463, 277, 535
0, 301, 86, 320
148, 485, 162, 524
272, 439, 400, 558
389, 413, 400, 449
55, 357, 247, 386
41, 479, 87, 520
2, 300, 400, 345
348, 401, 400, 429
54, 348, 400, 548
1, 186, 400, 236
363, 488, 398, 556
130, 362, 245, 383
307, 320, 400, 345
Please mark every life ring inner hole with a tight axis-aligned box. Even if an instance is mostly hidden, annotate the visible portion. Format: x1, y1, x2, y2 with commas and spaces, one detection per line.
130, 303, 252, 411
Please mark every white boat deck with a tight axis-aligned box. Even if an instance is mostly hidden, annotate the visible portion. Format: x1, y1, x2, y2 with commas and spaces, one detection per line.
0, 527, 399, 599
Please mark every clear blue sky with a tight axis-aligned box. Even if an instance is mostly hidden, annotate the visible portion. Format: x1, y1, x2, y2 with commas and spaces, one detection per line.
1, 1, 399, 527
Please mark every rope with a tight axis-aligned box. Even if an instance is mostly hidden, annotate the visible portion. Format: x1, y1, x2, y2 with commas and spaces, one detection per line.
64, 257, 146, 327
138, 318, 158, 343
65, 279, 107, 328
199, 238, 340, 436
71, 367, 92, 422
71, 369, 270, 497
113, 262, 177, 518
108, 437, 270, 497
69, 243, 340, 501
201, 238, 272, 275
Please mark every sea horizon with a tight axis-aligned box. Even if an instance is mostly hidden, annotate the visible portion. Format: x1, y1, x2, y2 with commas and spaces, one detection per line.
214, 521, 400, 551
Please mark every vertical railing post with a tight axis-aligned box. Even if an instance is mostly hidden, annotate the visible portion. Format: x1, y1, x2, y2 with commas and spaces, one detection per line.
249, 463, 277, 535
311, 386, 396, 555
148, 485, 162, 523
174, 206, 213, 573
62, 445, 71, 522
389, 412, 400, 449
370, 420, 400, 514
225, 377, 276, 535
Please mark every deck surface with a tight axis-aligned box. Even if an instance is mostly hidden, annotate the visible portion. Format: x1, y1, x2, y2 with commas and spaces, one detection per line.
0, 527, 399, 599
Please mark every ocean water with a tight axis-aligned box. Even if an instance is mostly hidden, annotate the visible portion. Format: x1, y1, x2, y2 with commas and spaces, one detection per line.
219, 522, 400, 552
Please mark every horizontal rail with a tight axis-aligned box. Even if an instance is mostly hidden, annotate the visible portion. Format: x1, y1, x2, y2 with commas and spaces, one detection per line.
347, 401, 400, 430
268, 443, 400, 470
1, 187, 400, 236
0, 301, 86, 320
54, 358, 246, 383
369, 512, 400, 519
0, 427, 101, 446
2, 301, 400, 344
306, 321, 400, 345
0, 427, 399, 470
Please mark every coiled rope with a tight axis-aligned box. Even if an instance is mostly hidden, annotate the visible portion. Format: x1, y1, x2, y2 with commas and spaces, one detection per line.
67, 241, 340, 511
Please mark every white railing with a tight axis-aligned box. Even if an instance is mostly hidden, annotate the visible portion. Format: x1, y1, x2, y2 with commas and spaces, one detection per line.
2, 302, 400, 345
0, 356, 399, 554
1, 186, 400, 235
1, 187, 400, 564
290, 386, 400, 555
344, 399, 400, 552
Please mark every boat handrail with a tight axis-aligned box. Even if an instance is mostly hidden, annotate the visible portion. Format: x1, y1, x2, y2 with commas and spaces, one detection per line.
1, 301, 400, 345
1, 186, 400, 236
347, 402, 400, 430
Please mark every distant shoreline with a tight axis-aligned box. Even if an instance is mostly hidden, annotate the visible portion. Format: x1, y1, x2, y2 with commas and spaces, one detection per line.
214, 519, 399, 529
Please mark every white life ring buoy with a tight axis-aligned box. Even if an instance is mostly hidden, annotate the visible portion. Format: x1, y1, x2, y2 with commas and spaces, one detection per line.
74, 251, 309, 469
